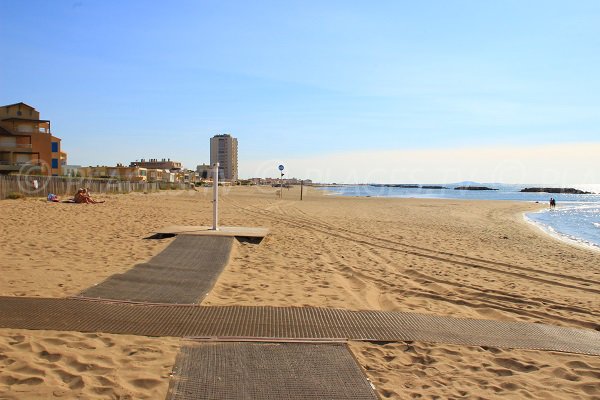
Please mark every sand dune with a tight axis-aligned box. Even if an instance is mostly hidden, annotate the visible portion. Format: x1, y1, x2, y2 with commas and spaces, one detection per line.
1, 186, 599, 399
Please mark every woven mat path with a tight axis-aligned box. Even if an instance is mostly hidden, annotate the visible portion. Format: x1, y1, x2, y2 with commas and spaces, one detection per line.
77, 235, 234, 304
1, 297, 598, 356
166, 341, 379, 400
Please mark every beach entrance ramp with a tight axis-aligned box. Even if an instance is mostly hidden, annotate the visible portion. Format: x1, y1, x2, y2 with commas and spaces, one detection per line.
166, 341, 379, 400
155, 225, 269, 238
77, 235, 234, 304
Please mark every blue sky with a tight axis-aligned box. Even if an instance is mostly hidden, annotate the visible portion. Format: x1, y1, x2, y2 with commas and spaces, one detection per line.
1, 1, 599, 182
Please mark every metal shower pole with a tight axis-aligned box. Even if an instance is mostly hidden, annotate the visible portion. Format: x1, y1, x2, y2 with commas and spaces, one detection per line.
212, 162, 219, 230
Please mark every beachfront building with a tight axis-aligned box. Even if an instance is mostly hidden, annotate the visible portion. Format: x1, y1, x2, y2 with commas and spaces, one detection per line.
77, 166, 106, 179
249, 177, 312, 186
130, 158, 182, 171
62, 164, 82, 177
196, 163, 212, 180
107, 164, 148, 182
178, 169, 198, 185
0, 102, 66, 175
78, 165, 149, 181
210, 134, 238, 182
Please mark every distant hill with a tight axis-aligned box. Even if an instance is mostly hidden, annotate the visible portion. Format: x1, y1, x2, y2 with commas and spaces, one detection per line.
520, 187, 591, 194
454, 186, 498, 191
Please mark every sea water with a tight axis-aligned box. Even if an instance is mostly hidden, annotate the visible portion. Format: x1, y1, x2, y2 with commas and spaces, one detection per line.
526, 203, 600, 251
319, 183, 600, 250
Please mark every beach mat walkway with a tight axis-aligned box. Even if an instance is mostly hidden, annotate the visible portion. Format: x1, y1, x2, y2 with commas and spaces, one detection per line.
1, 297, 598, 356
166, 341, 378, 400
76, 235, 234, 304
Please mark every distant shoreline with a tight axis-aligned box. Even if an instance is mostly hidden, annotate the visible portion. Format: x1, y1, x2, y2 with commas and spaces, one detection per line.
312, 183, 597, 194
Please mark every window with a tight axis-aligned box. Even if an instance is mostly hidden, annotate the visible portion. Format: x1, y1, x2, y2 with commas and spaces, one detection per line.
51, 142, 59, 152
51, 158, 58, 169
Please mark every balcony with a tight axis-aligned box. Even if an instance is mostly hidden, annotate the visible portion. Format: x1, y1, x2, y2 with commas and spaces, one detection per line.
0, 164, 21, 172
0, 159, 40, 165
0, 143, 33, 150
0, 160, 42, 173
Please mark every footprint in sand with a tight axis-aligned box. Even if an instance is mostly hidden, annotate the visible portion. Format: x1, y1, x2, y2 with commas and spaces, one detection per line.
12, 365, 46, 377
129, 377, 162, 389
565, 360, 593, 369
68, 376, 85, 390
7, 335, 26, 345
579, 383, 599, 395
52, 368, 75, 383
41, 337, 67, 346
500, 382, 521, 392
38, 350, 62, 362
552, 367, 582, 381
383, 355, 396, 362
0, 375, 44, 386
493, 358, 539, 373
0, 353, 13, 365
488, 367, 513, 377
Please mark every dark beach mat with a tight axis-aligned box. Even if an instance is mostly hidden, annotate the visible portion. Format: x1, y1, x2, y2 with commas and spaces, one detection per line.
1, 297, 599, 356
77, 235, 234, 304
166, 341, 378, 400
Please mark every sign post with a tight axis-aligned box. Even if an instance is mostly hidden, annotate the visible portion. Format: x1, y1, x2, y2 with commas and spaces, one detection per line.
212, 162, 219, 230
278, 164, 284, 199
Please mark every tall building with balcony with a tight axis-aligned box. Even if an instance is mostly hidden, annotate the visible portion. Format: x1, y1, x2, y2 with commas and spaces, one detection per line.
0, 102, 66, 175
210, 134, 238, 181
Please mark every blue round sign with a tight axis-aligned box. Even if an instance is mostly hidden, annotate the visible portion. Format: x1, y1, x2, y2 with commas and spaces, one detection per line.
278, 165, 284, 171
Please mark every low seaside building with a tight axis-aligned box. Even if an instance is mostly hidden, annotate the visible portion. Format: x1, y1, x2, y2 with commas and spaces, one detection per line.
77, 165, 148, 181
196, 163, 212, 179
130, 158, 182, 171
178, 169, 198, 185
248, 177, 312, 186
107, 164, 148, 182
62, 164, 82, 177
0, 102, 66, 176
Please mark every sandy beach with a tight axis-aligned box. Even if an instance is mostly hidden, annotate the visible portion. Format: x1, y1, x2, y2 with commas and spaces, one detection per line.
1, 186, 599, 399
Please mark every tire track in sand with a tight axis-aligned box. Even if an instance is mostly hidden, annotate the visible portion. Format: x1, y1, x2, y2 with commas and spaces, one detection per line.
221, 197, 599, 328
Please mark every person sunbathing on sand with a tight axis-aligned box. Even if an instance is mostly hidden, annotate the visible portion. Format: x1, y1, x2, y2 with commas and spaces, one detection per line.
74, 188, 104, 204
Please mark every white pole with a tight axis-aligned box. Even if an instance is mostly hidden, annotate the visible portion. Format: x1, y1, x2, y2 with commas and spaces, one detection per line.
212, 162, 219, 230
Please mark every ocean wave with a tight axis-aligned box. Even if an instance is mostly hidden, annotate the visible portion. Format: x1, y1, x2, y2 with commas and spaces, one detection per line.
594, 222, 600, 228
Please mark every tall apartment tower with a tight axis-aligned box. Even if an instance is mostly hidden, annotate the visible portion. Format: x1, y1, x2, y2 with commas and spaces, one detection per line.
210, 134, 238, 181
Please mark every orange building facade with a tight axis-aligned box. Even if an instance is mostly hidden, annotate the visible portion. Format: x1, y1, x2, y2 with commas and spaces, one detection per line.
0, 102, 66, 176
